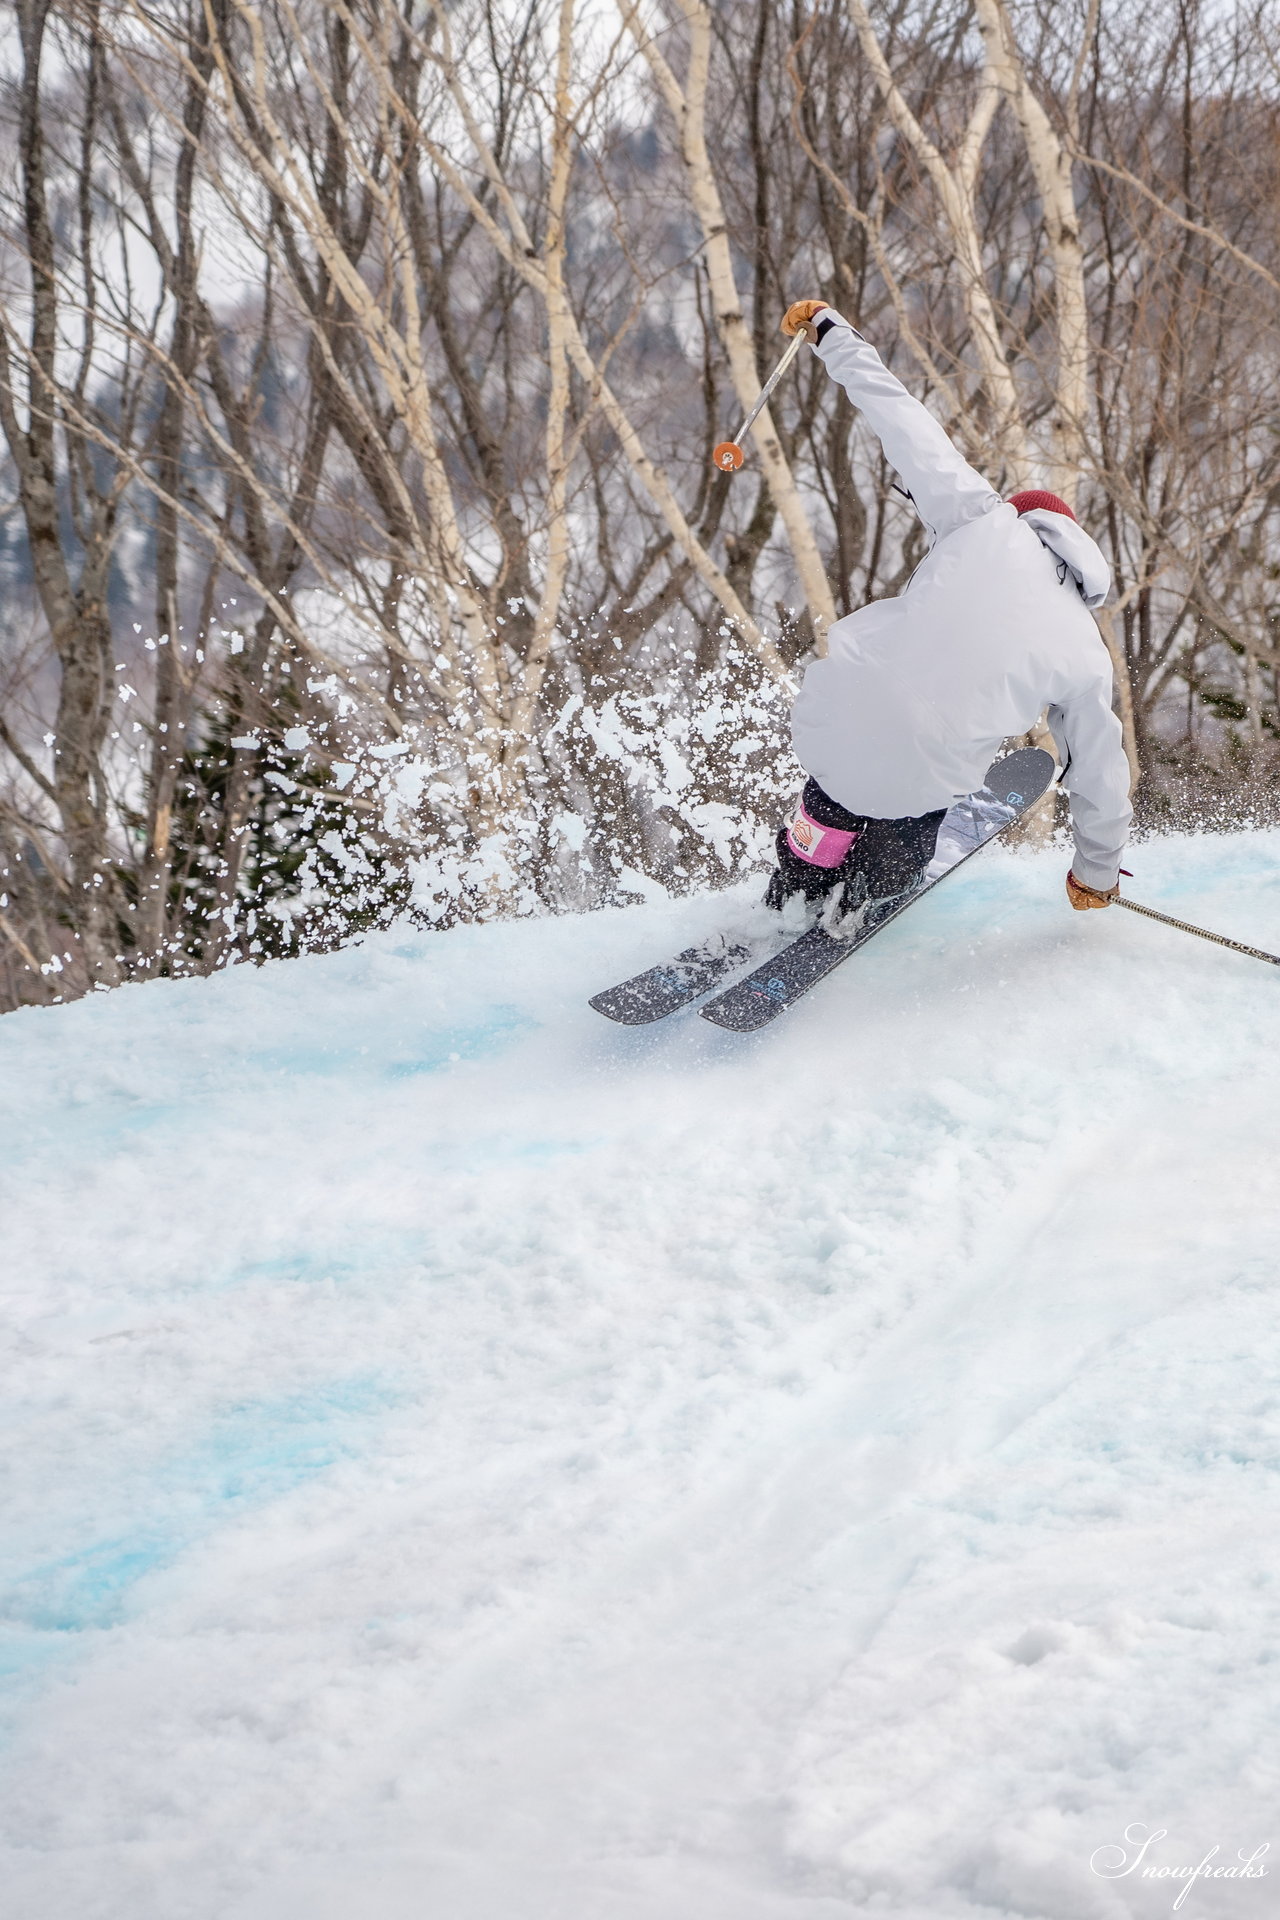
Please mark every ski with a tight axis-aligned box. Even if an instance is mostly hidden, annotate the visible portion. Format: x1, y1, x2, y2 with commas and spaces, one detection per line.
589, 929, 778, 1026
590, 748, 1055, 1029
698, 747, 1056, 1033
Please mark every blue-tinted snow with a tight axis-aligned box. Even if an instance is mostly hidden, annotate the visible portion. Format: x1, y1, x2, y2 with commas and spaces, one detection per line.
2, 829, 1279, 1919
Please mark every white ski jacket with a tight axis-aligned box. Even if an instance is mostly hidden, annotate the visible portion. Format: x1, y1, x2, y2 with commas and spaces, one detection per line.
790, 314, 1132, 890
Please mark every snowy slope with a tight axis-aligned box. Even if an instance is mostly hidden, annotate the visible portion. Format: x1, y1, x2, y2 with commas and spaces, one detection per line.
3, 831, 1280, 1920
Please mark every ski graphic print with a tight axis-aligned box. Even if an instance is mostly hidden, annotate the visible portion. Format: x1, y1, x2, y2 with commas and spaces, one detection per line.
588, 748, 1055, 1030
698, 748, 1055, 1032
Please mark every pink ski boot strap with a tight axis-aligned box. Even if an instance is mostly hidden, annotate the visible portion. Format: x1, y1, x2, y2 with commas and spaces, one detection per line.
785, 803, 860, 869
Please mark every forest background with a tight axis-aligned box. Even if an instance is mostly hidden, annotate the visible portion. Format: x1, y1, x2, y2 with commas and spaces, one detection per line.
0, 0, 1276, 1009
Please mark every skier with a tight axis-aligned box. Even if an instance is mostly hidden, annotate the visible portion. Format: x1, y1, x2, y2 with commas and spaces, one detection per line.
766, 300, 1132, 924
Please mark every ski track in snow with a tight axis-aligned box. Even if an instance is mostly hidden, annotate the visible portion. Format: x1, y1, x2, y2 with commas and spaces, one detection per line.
2, 830, 1279, 1919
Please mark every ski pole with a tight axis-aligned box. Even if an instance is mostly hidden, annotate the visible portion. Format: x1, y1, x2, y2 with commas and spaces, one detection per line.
712, 329, 808, 472
1115, 895, 1280, 969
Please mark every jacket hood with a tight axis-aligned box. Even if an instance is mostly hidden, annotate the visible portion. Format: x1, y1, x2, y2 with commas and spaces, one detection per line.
1018, 507, 1111, 610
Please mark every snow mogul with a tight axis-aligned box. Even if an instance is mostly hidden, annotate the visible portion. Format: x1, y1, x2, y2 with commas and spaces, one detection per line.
765, 299, 1133, 925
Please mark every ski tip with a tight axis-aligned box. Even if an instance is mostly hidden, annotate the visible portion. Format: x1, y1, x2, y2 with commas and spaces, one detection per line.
984, 745, 1055, 808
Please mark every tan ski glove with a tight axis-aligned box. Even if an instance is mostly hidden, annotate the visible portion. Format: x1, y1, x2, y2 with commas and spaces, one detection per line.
1066, 870, 1121, 910
781, 300, 830, 341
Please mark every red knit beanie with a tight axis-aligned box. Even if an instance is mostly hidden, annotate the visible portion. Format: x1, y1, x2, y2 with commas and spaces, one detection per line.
1008, 489, 1076, 522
